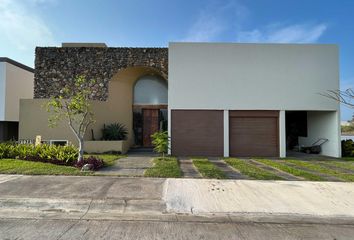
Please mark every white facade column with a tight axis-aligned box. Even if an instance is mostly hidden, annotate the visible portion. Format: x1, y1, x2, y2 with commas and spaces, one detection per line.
336, 110, 342, 158
168, 108, 172, 155
279, 110, 286, 158
223, 110, 229, 157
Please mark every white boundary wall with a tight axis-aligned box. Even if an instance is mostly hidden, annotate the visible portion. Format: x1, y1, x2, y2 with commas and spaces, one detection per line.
4, 62, 34, 121
0, 63, 5, 121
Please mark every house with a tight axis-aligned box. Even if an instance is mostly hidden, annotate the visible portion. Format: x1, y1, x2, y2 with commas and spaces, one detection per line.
19, 42, 341, 157
0, 58, 34, 142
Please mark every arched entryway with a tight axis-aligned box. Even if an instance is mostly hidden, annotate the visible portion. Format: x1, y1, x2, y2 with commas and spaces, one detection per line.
133, 75, 168, 147
106, 66, 168, 149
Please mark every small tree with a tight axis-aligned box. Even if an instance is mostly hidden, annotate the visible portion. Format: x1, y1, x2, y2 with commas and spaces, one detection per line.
46, 76, 95, 164
151, 131, 169, 159
323, 88, 354, 132
323, 88, 354, 109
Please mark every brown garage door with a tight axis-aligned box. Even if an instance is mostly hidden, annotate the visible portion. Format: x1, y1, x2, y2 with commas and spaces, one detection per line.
171, 110, 223, 156
229, 111, 279, 157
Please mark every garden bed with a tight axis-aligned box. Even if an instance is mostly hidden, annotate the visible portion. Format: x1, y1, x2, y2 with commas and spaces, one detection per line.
0, 143, 123, 173
84, 140, 129, 154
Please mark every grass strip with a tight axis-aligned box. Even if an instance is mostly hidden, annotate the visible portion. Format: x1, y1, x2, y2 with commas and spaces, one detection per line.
224, 158, 283, 180
287, 159, 354, 182
144, 157, 182, 178
0, 159, 90, 175
192, 158, 227, 179
256, 159, 324, 181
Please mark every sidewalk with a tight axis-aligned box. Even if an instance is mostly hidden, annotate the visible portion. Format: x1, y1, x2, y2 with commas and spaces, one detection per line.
0, 175, 354, 224
96, 153, 154, 176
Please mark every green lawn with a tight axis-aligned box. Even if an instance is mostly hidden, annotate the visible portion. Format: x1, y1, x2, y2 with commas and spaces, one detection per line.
343, 157, 354, 162
256, 159, 324, 181
192, 158, 227, 179
144, 157, 182, 178
224, 158, 284, 180
0, 159, 89, 175
286, 159, 354, 182
0, 154, 123, 176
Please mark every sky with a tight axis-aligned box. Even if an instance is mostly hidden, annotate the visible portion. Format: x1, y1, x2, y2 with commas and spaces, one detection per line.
0, 0, 353, 120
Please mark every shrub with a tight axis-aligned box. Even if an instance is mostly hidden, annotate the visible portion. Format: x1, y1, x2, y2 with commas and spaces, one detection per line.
102, 123, 128, 141
342, 140, 354, 157
0, 143, 107, 171
75, 156, 103, 170
151, 131, 169, 159
0, 143, 78, 165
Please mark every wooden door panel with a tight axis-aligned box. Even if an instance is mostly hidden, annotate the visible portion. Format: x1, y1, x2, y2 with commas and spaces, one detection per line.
229, 111, 279, 157
143, 109, 159, 147
171, 110, 223, 156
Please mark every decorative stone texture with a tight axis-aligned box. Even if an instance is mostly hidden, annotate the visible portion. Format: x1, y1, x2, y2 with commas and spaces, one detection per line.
34, 47, 168, 100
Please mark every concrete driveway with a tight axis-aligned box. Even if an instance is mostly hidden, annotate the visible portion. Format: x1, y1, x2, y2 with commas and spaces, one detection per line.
0, 175, 354, 239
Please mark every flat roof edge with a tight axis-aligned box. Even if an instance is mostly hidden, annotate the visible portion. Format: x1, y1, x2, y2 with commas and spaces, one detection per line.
0, 57, 34, 73
168, 42, 338, 47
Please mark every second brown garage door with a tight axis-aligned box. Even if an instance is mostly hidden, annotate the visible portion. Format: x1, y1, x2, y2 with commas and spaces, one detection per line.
171, 110, 223, 156
229, 111, 279, 157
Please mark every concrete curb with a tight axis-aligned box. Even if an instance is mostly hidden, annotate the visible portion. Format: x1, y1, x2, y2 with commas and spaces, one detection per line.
1, 197, 354, 225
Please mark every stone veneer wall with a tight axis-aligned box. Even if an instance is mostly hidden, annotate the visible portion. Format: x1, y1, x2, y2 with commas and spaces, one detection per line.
34, 47, 168, 100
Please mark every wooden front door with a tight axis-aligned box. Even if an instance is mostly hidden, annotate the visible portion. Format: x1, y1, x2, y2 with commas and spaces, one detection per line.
143, 109, 159, 147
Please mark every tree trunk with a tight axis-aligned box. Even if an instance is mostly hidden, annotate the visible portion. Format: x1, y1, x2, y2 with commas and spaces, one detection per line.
78, 138, 84, 164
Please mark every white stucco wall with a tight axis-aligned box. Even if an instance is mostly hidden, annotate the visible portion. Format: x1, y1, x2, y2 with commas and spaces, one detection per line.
168, 42, 339, 111
299, 111, 341, 157
0, 63, 5, 121
4, 62, 34, 121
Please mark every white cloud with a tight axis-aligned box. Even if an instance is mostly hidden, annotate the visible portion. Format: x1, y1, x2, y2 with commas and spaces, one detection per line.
182, 1, 327, 44
181, 0, 249, 42
182, 15, 225, 42
0, 0, 55, 65
237, 23, 327, 43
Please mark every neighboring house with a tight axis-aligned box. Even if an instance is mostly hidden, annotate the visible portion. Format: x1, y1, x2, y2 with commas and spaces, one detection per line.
19, 42, 341, 157
341, 121, 352, 127
0, 58, 34, 142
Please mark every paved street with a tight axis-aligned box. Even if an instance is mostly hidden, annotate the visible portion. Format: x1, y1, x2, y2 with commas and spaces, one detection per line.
0, 174, 354, 239
2, 218, 354, 240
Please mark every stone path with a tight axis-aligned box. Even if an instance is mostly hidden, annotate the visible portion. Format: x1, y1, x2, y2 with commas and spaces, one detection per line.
282, 161, 344, 182
96, 153, 155, 176
314, 161, 354, 175
249, 159, 303, 181
208, 158, 249, 179
179, 158, 201, 178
